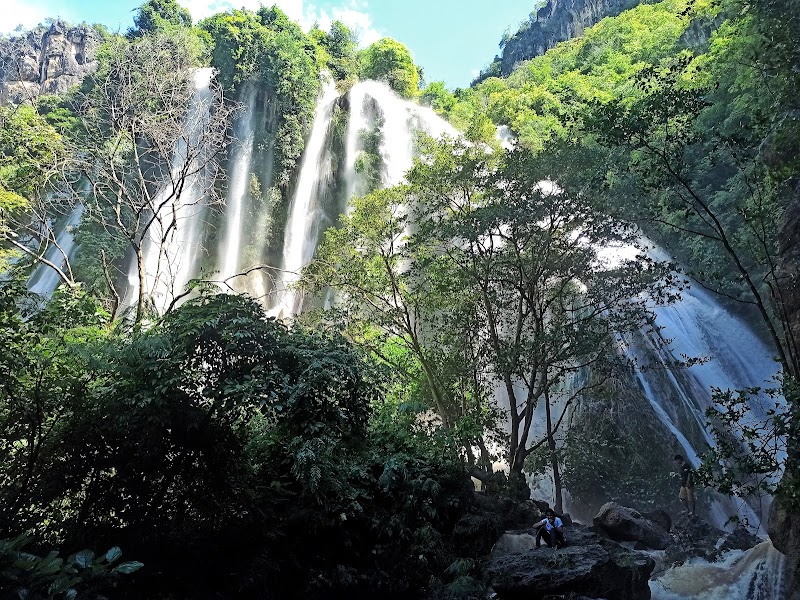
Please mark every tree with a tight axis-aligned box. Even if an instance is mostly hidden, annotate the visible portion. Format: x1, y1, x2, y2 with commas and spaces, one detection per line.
0, 280, 108, 538
314, 20, 357, 81
0, 103, 67, 275
129, 0, 192, 37
67, 29, 234, 322
201, 7, 321, 191
421, 81, 457, 115
304, 137, 671, 507
358, 38, 420, 98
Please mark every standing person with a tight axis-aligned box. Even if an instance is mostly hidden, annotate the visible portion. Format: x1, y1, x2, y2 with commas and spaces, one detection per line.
534, 509, 566, 548
674, 454, 696, 515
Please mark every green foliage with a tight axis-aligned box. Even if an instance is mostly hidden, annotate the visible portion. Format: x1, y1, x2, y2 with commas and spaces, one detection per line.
0, 104, 64, 265
452, 0, 719, 149
0, 536, 141, 600
0, 283, 475, 597
358, 38, 420, 98
129, 0, 192, 37
201, 7, 322, 191
697, 385, 787, 499
315, 20, 358, 82
305, 135, 670, 479
421, 81, 457, 115
0, 281, 109, 539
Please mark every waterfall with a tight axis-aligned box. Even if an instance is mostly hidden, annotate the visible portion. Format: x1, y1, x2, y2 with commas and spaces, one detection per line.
218, 84, 258, 288
124, 67, 215, 315
650, 541, 786, 600
342, 84, 370, 207
624, 272, 781, 530
26, 203, 84, 297
270, 79, 340, 318
344, 80, 458, 189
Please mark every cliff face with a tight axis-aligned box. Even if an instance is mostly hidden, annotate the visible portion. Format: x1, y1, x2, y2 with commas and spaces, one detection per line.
498, 0, 646, 75
0, 21, 102, 104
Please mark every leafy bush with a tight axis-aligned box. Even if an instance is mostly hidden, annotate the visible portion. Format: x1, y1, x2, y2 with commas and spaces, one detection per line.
0, 536, 141, 600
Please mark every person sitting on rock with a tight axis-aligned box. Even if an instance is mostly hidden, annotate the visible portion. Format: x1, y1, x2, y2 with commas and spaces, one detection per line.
674, 453, 696, 515
534, 509, 566, 549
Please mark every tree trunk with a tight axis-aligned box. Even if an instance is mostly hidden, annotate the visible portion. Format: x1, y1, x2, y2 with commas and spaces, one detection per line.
136, 243, 145, 324
544, 388, 563, 514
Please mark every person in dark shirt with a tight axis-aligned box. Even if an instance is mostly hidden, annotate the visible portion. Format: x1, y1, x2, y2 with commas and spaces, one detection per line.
674, 453, 695, 515
534, 509, 566, 548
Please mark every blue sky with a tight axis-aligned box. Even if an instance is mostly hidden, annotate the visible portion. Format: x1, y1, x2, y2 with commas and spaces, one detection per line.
0, 0, 536, 88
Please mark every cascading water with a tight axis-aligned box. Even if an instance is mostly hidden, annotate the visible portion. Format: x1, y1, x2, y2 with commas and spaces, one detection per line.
218, 84, 258, 288
26, 203, 84, 297
124, 67, 215, 315
269, 79, 340, 318
271, 80, 461, 317
345, 80, 458, 190
623, 268, 781, 531
650, 541, 786, 600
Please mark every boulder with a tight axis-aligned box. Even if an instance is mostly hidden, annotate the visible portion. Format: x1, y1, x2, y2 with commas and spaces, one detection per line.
452, 493, 539, 558
663, 513, 725, 566
641, 509, 671, 533
593, 503, 672, 550
488, 525, 654, 600
719, 524, 762, 553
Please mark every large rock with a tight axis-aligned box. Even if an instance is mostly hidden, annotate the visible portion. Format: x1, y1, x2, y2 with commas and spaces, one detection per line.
0, 20, 102, 104
593, 503, 671, 550
663, 513, 724, 566
641, 509, 671, 533
451, 493, 539, 558
487, 525, 654, 600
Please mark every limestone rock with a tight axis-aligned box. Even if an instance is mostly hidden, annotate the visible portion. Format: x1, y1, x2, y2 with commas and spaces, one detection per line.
593, 502, 671, 550
641, 509, 671, 533
497, 0, 645, 76
0, 20, 102, 104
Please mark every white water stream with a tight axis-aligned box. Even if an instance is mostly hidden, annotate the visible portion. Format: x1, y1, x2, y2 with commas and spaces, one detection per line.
218, 84, 257, 287
269, 79, 339, 318
26, 203, 84, 297
124, 67, 215, 315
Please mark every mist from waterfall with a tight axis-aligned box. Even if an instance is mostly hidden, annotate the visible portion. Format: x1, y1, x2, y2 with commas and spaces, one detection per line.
124, 67, 215, 315
26, 203, 84, 297
218, 84, 258, 289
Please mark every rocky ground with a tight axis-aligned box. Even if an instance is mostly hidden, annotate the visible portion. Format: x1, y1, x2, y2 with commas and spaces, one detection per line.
467, 496, 764, 600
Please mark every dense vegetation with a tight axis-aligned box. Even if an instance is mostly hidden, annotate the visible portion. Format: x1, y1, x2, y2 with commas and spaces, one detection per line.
2, 0, 800, 596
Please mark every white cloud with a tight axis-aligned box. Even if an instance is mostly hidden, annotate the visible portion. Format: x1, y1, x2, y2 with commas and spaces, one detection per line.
177, 0, 303, 23
303, 2, 381, 47
177, 0, 381, 46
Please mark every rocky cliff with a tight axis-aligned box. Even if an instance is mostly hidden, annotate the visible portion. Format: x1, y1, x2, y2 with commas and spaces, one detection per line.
497, 0, 646, 76
0, 20, 102, 104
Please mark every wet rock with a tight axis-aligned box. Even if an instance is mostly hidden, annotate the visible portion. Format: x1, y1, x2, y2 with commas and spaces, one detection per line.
593, 502, 671, 550
719, 524, 762, 553
663, 513, 724, 566
488, 524, 654, 600
641, 509, 672, 533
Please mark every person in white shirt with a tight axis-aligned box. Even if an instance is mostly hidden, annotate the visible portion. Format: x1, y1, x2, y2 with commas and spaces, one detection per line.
534, 509, 566, 548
